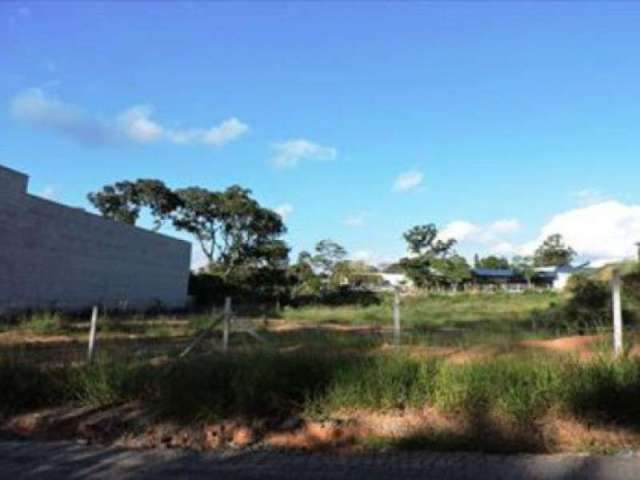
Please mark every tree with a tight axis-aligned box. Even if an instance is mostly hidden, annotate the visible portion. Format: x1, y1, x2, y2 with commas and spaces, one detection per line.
534, 234, 576, 267
476, 255, 510, 270
399, 224, 456, 288
403, 224, 455, 257
432, 254, 471, 291
172, 185, 288, 278
312, 240, 347, 276
87, 179, 180, 230
512, 255, 536, 287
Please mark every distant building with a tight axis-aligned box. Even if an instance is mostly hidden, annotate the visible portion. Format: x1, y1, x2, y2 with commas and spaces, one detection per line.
471, 264, 588, 292
471, 268, 526, 292
0, 164, 191, 313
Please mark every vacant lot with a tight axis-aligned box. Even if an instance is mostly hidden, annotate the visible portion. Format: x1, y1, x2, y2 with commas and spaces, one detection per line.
2, 291, 639, 455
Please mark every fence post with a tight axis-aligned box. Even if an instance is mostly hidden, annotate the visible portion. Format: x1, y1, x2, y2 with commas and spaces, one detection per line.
87, 305, 99, 363
612, 269, 623, 359
393, 289, 401, 346
223, 297, 232, 353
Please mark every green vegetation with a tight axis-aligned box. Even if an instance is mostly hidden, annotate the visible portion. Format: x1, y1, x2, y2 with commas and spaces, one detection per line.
2, 351, 640, 431
282, 291, 566, 346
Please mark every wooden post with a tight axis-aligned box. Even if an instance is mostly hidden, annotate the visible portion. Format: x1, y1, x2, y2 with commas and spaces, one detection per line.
393, 289, 401, 346
87, 306, 99, 363
612, 269, 623, 359
223, 297, 231, 353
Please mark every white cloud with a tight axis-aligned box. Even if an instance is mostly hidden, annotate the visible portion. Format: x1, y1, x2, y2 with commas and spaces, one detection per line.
39, 185, 56, 200
10, 88, 117, 146
117, 105, 164, 143
525, 201, 640, 262
440, 221, 479, 242
10, 89, 248, 148
392, 170, 424, 192
271, 139, 337, 168
201, 118, 249, 146
439, 218, 522, 256
351, 250, 373, 262
343, 212, 368, 228
274, 203, 294, 220
489, 219, 521, 235
571, 188, 610, 207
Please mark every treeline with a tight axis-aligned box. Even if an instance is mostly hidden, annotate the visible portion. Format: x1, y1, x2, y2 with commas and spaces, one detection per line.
87, 179, 578, 307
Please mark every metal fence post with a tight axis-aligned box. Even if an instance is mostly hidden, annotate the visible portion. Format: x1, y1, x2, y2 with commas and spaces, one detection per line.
612, 269, 623, 359
393, 289, 401, 346
87, 305, 99, 363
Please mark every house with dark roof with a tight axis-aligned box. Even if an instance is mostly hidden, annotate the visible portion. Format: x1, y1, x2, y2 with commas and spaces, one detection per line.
471, 264, 589, 291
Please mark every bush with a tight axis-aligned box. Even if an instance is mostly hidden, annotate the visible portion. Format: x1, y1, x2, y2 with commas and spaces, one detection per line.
0, 359, 67, 416
564, 275, 611, 329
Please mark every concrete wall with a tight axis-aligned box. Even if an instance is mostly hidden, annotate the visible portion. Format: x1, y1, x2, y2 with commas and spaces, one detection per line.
0, 165, 191, 313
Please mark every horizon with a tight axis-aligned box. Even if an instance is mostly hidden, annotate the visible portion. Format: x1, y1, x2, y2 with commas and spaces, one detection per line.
3, 2, 640, 267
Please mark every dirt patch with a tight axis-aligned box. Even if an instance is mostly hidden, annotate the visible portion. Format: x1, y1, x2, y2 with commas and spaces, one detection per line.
519, 335, 604, 360
5, 403, 640, 455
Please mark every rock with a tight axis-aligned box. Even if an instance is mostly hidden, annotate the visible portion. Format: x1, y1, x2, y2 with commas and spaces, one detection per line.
203, 424, 223, 449
232, 426, 255, 447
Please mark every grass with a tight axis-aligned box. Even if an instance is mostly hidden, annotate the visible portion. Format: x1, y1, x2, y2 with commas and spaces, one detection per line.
2, 291, 639, 452
3, 350, 640, 425
281, 291, 568, 348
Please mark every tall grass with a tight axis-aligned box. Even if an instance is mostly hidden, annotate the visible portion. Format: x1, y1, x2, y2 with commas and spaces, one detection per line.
3, 351, 640, 429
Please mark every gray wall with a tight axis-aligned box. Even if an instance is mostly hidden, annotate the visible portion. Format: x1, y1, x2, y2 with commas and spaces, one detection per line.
0, 165, 191, 313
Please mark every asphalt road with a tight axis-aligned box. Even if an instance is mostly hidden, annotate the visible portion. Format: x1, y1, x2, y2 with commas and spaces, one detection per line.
1, 440, 639, 479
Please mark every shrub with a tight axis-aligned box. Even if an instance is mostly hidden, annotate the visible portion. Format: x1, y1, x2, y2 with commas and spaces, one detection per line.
564, 275, 611, 329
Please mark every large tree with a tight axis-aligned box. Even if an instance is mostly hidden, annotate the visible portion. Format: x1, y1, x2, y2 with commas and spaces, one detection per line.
533, 234, 576, 267
432, 254, 471, 290
475, 255, 510, 270
87, 179, 180, 230
88, 180, 288, 278
512, 255, 536, 287
172, 185, 288, 277
399, 224, 456, 288
312, 239, 347, 276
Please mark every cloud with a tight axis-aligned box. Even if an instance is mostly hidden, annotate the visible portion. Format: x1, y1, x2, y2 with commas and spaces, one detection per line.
440, 221, 479, 242
524, 201, 640, 262
489, 219, 521, 235
10, 89, 248, 148
271, 139, 337, 168
392, 170, 424, 192
571, 188, 610, 207
117, 106, 164, 143
439, 218, 521, 256
10, 89, 117, 146
274, 203, 294, 220
351, 250, 373, 262
201, 118, 249, 146
343, 212, 369, 228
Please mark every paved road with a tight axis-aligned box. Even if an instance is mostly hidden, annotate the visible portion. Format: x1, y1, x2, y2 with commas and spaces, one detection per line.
1, 440, 639, 479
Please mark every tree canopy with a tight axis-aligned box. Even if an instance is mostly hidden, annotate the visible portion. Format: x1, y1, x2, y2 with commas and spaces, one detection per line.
474, 255, 510, 270
88, 179, 288, 279
533, 234, 576, 267
399, 224, 457, 288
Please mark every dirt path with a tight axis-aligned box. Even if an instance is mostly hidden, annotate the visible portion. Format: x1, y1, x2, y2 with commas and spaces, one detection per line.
1, 440, 639, 480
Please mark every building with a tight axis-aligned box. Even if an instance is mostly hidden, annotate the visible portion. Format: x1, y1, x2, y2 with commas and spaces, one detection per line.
533, 264, 589, 290
471, 268, 526, 292
471, 264, 588, 291
0, 165, 191, 314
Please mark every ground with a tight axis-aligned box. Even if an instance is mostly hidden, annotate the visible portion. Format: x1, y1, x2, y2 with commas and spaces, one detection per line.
2, 291, 640, 456
1, 440, 639, 479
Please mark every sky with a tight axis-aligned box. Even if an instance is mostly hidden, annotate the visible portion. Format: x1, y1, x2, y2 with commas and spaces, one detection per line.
2, 2, 640, 268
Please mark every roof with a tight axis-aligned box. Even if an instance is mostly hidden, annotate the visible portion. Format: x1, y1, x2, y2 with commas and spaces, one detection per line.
471, 268, 517, 278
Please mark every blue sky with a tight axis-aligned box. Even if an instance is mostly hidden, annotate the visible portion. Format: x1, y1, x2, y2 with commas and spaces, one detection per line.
3, 2, 640, 266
